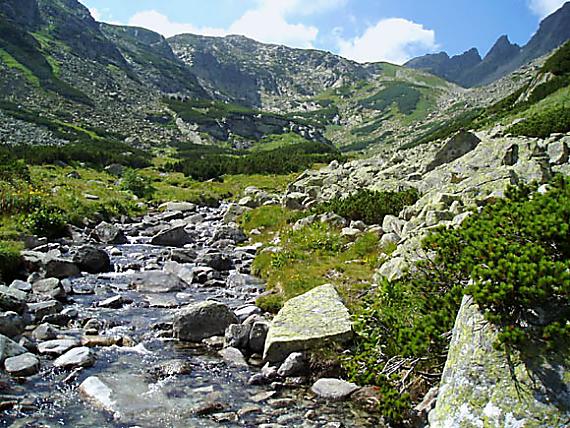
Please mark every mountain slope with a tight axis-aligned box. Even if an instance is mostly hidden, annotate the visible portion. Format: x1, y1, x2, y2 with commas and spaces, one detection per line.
406, 2, 570, 87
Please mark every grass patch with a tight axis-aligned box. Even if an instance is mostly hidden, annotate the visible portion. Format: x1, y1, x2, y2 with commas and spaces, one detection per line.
0, 48, 40, 86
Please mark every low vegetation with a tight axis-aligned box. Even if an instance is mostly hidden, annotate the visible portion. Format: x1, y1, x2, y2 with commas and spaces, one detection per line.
344, 177, 570, 425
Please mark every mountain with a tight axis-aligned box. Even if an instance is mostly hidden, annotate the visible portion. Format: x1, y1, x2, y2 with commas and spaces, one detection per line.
168, 33, 372, 110
406, 1, 570, 87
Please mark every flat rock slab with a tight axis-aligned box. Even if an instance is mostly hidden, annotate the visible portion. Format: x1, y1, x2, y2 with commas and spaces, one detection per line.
263, 284, 353, 362
311, 378, 360, 400
54, 346, 95, 369
38, 339, 80, 356
4, 353, 40, 377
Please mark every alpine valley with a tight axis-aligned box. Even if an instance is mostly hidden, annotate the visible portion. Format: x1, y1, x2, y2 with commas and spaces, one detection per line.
0, 1, 569, 427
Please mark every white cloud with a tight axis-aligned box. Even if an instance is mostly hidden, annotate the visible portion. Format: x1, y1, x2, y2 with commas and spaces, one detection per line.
528, 0, 567, 18
338, 18, 437, 64
128, 10, 226, 38
127, 0, 346, 48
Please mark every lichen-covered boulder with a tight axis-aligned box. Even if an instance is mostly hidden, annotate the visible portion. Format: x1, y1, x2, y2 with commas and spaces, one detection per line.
263, 284, 353, 362
429, 296, 570, 427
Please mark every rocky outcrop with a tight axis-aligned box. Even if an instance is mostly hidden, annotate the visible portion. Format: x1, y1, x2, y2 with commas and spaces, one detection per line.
429, 296, 570, 427
263, 284, 353, 362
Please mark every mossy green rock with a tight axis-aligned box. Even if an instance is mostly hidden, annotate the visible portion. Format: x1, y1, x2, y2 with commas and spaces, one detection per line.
263, 284, 353, 362
429, 296, 570, 427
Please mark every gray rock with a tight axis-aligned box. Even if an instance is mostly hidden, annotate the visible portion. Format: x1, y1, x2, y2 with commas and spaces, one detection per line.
170, 248, 198, 263
502, 144, 519, 166
284, 192, 308, 210
32, 278, 66, 300
218, 347, 248, 367
547, 140, 569, 165
264, 284, 353, 362
73, 246, 111, 274
0, 334, 27, 363
212, 225, 247, 244
277, 352, 308, 377
45, 258, 80, 279
4, 352, 40, 377
94, 222, 128, 245
79, 376, 117, 415
225, 324, 251, 349
311, 378, 359, 400
222, 203, 249, 224
319, 212, 347, 228
54, 346, 95, 369
131, 271, 187, 293
249, 321, 269, 354
0, 285, 27, 313
425, 131, 481, 172
32, 323, 59, 341
0, 312, 25, 338
37, 338, 80, 356
28, 300, 63, 320
197, 253, 234, 271
97, 295, 128, 309
150, 226, 191, 247
429, 295, 570, 427
234, 305, 262, 322
9, 280, 32, 293
160, 202, 196, 212
174, 301, 239, 342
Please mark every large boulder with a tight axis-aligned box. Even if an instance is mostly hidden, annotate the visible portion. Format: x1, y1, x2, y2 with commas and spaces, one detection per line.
263, 284, 353, 362
150, 226, 191, 247
45, 258, 80, 279
429, 296, 570, 427
32, 278, 66, 300
173, 301, 239, 342
4, 353, 40, 377
311, 378, 360, 400
425, 131, 481, 172
94, 222, 128, 245
73, 246, 111, 274
212, 224, 247, 244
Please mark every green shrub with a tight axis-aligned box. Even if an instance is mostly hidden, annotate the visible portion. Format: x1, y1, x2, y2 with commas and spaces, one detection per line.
359, 83, 422, 115
313, 188, 419, 225
121, 169, 155, 199
508, 104, 570, 137
345, 177, 570, 424
24, 205, 68, 238
0, 241, 22, 283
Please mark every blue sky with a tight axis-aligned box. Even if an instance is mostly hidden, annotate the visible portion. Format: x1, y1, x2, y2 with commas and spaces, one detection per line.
79, 0, 569, 64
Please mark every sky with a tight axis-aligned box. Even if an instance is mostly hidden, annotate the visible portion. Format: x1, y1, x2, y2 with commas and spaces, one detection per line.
79, 0, 569, 65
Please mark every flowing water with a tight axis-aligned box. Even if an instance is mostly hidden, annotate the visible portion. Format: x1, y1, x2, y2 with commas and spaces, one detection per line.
1, 206, 381, 427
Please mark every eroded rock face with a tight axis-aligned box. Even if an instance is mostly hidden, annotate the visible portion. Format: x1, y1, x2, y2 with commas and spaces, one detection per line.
429, 296, 570, 427
263, 284, 353, 363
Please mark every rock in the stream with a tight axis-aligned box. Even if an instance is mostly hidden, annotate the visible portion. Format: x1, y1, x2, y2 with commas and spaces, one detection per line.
45, 258, 80, 279
429, 295, 570, 427
37, 339, 80, 356
263, 284, 353, 362
218, 347, 248, 367
73, 246, 111, 274
54, 346, 95, 369
79, 376, 117, 415
28, 300, 63, 320
32, 278, 66, 300
249, 321, 269, 354
174, 301, 239, 342
311, 378, 360, 400
0, 312, 25, 338
97, 295, 129, 309
0, 334, 27, 363
4, 353, 40, 377
225, 324, 251, 349
196, 253, 234, 271
170, 248, 198, 263
212, 224, 247, 244
9, 280, 32, 293
150, 226, 191, 247
32, 323, 59, 341
131, 271, 187, 293
94, 222, 128, 245
0, 285, 27, 313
